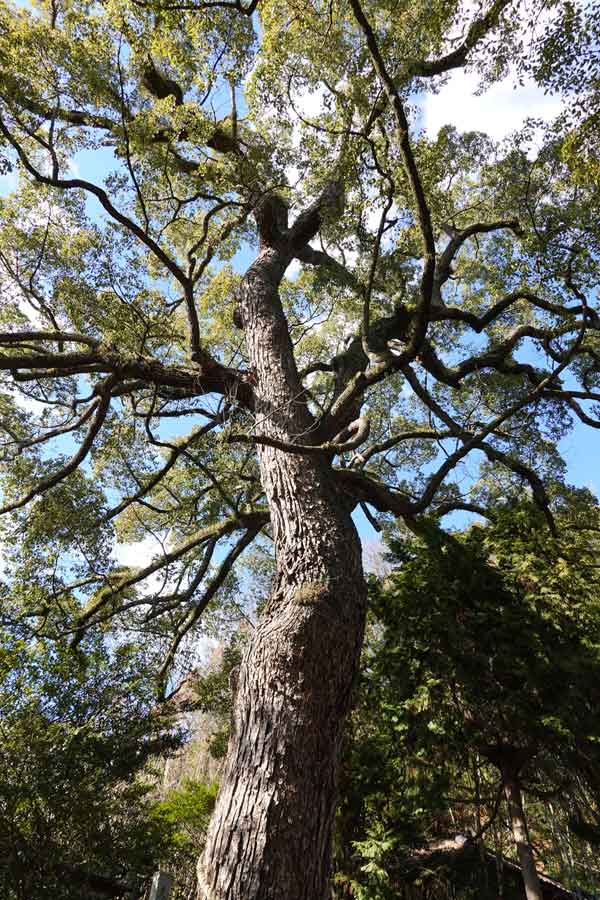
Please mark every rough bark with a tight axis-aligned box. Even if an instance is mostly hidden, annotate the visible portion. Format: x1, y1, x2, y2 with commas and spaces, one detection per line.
502, 770, 543, 900
197, 245, 367, 899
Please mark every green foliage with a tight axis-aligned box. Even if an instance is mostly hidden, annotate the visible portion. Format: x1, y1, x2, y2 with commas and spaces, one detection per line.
153, 779, 218, 858
0, 0, 599, 691
0, 626, 182, 900
191, 642, 242, 719
189, 639, 243, 758
336, 503, 600, 896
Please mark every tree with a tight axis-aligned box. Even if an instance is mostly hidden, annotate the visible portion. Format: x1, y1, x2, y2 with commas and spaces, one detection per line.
0, 623, 181, 899
0, 0, 599, 897
346, 505, 600, 900
153, 779, 220, 899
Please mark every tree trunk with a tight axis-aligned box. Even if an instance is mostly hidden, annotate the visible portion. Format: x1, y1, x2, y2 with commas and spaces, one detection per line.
197, 245, 367, 899
502, 770, 543, 900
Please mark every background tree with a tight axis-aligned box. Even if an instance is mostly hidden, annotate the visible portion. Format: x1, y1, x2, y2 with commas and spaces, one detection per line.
0, 615, 182, 900
152, 779, 220, 900
150, 637, 247, 898
0, 0, 600, 897
337, 504, 600, 899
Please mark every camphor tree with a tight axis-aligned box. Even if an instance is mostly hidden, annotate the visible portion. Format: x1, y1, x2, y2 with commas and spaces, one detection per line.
0, 0, 599, 897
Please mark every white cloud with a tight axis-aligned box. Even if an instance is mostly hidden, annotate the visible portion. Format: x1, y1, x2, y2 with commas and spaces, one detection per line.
422, 69, 563, 142
294, 86, 326, 122
362, 538, 390, 575
66, 156, 81, 178
111, 534, 170, 596
113, 534, 162, 569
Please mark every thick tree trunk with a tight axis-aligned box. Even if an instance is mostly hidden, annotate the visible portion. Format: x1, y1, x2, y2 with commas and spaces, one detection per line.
502, 770, 543, 900
197, 245, 367, 899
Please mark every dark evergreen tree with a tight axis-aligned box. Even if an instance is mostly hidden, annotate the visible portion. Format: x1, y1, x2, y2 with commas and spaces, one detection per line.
336, 505, 600, 899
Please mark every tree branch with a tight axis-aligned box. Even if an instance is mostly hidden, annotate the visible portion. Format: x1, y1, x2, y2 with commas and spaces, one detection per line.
156, 522, 262, 697
433, 220, 522, 306
433, 289, 597, 332
129, 0, 258, 12
72, 510, 268, 638
293, 245, 359, 290
0, 330, 100, 348
287, 181, 345, 252
350, 428, 456, 469
349, 0, 436, 353
226, 415, 370, 456
334, 467, 414, 517
0, 345, 254, 409
0, 116, 190, 291
101, 417, 224, 522
409, 0, 513, 77
5, 402, 99, 455
0, 379, 114, 515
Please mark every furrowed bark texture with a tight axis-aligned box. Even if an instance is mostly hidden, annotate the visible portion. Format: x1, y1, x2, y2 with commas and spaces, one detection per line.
197, 248, 367, 899
502, 770, 543, 900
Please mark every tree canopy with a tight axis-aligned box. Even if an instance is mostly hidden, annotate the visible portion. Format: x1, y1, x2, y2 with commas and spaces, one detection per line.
1, 0, 599, 683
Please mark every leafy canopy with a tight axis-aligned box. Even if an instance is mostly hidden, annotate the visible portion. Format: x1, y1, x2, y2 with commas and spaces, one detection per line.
0, 0, 599, 688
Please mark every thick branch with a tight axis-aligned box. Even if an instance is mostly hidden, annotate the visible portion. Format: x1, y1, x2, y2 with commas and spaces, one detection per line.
409, 0, 513, 77
433, 501, 496, 521
130, 0, 258, 12
226, 416, 370, 456
0, 330, 100, 347
0, 345, 254, 408
287, 181, 345, 251
141, 539, 218, 622
350, 428, 456, 468
433, 290, 596, 332
319, 280, 595, 437
334, 467, 413, 517
433, 220, 521, 306
294, 245, 359, 290
349, 0, 436, 349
